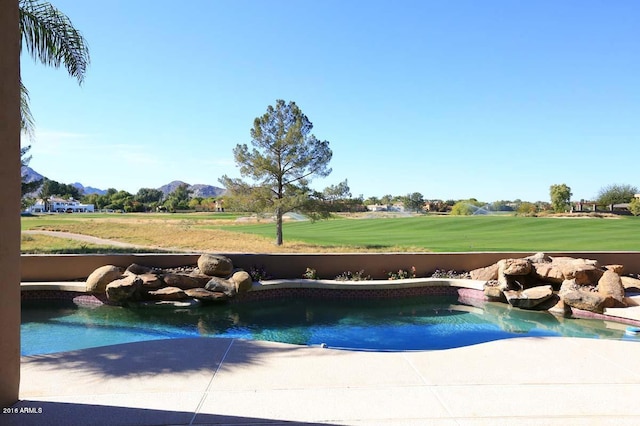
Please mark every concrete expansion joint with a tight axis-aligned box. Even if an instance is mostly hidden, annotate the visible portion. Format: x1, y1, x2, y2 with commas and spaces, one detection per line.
190, 339, 235, 425
400, 353, 456, 418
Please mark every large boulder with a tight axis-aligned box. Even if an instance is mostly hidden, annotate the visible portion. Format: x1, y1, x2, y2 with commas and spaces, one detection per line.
205, 276, 236, 297
532, 262, 564, 285
138, 273, 164, 290
503, 285, 554, 309
197, 254, 234, 277
125, 263, 154, 275
559, 279, 607, 313
552, 257, 603, 285
497, 258, 532, 290
500, 258, 532, 276
231, 270, 253, 294
597, 270, 626, 308
470, 263, 499, 281
105, 275, 142, 303
161, 273, 208, 289
86, 265, 123, 294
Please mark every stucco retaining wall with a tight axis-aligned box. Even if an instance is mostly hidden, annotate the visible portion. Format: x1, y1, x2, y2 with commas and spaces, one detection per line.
21, 251, 640, 282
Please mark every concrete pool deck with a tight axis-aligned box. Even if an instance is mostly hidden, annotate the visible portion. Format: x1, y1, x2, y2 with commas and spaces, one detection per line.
7, 336, 640, 425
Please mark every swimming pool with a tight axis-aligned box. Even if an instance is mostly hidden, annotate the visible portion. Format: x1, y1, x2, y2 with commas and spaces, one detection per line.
20, 295, 639, 355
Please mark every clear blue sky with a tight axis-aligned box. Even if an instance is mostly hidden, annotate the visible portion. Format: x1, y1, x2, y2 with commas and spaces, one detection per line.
21, 0, 640, 203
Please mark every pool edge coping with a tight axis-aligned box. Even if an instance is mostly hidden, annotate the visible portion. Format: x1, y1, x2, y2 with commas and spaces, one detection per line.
20, 278, 640, 326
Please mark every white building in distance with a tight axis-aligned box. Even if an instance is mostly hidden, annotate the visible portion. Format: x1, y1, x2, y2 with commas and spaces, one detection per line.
27, 197, 95, 213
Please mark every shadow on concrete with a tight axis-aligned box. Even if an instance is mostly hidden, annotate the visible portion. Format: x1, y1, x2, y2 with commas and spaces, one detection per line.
21, 337, 334, 378
7, 400, 334, 425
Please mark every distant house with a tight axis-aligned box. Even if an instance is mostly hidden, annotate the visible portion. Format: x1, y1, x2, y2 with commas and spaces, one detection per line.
26, 197, 94, 213
28, 199, 46, 213
366, 204, 390, 212
573, 196, 639, 215
365, 203, 405, 212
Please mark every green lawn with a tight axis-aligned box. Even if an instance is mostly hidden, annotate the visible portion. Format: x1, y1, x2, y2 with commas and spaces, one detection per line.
217, 215, 640, 252
21, 212, 640, 252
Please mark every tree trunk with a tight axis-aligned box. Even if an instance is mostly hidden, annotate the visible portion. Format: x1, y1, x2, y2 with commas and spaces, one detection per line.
275, 207, 283, 245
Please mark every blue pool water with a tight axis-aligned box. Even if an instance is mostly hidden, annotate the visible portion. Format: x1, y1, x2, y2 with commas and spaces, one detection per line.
21, 295, 638, 355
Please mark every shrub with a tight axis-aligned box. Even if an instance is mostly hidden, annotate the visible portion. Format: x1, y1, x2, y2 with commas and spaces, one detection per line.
249, 265, 271, 281
517, 202, 538, 216
431, 269, 470, 279
450, 199, 483, 215
303, 267, 318, 279
335, 269, 371, 281
388, 266, 416, 280
630, 198, 640, 216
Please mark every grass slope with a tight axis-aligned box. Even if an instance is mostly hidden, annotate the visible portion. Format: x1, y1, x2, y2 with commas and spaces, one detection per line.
218, 215, 640, 252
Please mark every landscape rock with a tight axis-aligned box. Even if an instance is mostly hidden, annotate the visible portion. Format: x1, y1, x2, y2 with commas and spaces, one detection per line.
231, 270, 253, 294
188, 272, 216, 285
197, 254, 234, 277
605, 264, 624, 274
496, 265, 514, 290
205, 276, 237, 297
470, 264, 498, 281
552, 257, 603, 285
573, 268, 605, 286
483, 282, 504, 300
559, 279, 607, 313
500, 258, 532, 276
184, 287, 229, 302
597, 270, 626, 308
147, 286, 189, 301
497, 258, 533, 291
503, 285, 554, 309
86, 255, 254, 304
125, 263, 154, 275
524, 252, 551, 263
546, 298, 569, 316
106, 275, 142, 303
86, 265, 124, 294
532, 262, 564, 285
551, 256, 599, 267
161, 273, 208, 289
138, 273, 164, 289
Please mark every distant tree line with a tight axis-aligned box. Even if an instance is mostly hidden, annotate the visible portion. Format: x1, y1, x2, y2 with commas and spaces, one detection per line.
23, 175, 640, 218
25, 181, 225, 213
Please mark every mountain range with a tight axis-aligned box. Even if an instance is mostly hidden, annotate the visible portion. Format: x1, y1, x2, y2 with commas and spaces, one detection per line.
21, 166, 226, 199
158, 180, 226, 198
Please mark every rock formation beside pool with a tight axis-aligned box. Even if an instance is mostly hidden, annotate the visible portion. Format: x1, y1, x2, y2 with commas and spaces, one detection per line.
84, 251, 639, 315
471, 252, 639, 314
85, 254, 252, 305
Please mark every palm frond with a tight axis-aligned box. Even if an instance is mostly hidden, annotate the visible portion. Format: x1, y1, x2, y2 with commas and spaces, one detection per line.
19, 0, 90, 84
20, 80, 35, 139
